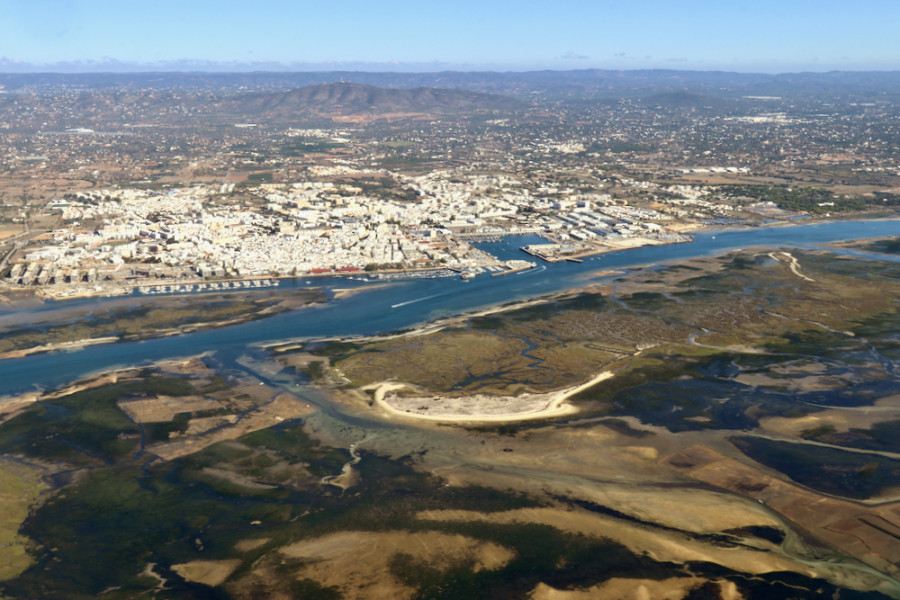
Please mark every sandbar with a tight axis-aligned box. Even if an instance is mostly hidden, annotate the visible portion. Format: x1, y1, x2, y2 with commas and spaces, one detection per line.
364, 371, 613, 423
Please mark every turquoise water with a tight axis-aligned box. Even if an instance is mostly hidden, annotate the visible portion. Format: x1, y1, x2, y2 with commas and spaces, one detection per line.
0, 219, 897, 396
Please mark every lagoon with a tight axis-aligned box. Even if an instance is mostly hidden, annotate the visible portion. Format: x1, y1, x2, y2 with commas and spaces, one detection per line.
0, 219, 897, 396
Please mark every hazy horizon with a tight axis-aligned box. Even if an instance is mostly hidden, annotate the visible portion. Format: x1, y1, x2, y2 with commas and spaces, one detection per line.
2, 0, 898, 74
2, 60, 900, 77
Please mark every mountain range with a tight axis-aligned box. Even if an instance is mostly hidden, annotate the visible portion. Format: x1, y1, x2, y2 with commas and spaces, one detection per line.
220, 82, 524, 118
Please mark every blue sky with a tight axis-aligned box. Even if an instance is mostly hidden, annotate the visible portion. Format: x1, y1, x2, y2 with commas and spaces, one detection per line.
1, 0, 897, 72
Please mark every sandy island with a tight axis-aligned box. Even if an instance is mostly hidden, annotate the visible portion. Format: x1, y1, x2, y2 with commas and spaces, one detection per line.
363, 371, 613, 423
0, 336, 121, 360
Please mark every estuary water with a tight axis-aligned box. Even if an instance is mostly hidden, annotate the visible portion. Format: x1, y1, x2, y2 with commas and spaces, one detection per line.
0, 218, 897, 396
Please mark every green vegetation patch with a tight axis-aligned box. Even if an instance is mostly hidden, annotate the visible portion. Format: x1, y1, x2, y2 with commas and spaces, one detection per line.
863, 237, 900, 255
763, 326, 872, 359
378, 140, 417, 148
340, 175, 420, 202
388, 523, 655, 600
280, 138, 344, 156
246, 171, 273, 183
800, 252, 900, 282
304, 360, 326, 381
800, 424, 836, 440
0, 375, 197, 466
850, 309, 900, 360
4, 463, 231, 598
500, 292, 613, 321
0, 460, 48, 583
0, 292, 327, 355
180, 424, 352, 488
571, 351, 829, 432
336, 330, 532, 392
330, 290, 690, 394
0, 419, 546, 599
731, 436, 900, 500
716, 184, 868, 214
803, 420, 900, 454
620, 291, 676, 311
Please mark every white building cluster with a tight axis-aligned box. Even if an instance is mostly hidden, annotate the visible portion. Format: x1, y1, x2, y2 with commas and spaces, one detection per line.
5, 169, 693, 292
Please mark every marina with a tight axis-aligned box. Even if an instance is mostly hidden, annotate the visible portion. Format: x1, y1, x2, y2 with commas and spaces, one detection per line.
136, 278, 278, 295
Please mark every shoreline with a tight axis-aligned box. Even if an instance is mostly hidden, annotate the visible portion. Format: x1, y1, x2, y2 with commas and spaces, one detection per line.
678, 211, 900, 236
0, 336, 121, 361
0, 354, 212, 414
0, 266, 451, 304
4, 219, 895, 369
0, 311, 289, 363
521, 236, 687, 263
1, 218, 897, 401
0, 290, 332, 362
262, 221, 900, 353
2, 213, 896, 307
264, 290, 590, 352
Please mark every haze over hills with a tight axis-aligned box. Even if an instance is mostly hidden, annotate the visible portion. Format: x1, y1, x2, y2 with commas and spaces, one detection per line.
222, 82, 526, 118
3, 69, 900, 100
0, 82, 526, 129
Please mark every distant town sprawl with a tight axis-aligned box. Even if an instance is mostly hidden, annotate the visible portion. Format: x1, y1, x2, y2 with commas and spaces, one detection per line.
4, 169, 701, 296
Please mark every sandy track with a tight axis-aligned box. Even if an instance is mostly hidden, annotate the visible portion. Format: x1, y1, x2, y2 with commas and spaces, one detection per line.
769, 251, 815, 282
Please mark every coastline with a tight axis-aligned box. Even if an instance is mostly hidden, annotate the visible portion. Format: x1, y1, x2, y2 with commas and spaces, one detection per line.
0, 336, 121, 361
265, 290, 593, 352
521, 236, 687, 263
3, 212, 896, 307
1, 266, 448, 304
1, 217, 898, 400
263, 218, 900, 353
0, 289, 331, 362
0, 354, 212, 416
0, 310, 286, 363
675, 210, 900, 236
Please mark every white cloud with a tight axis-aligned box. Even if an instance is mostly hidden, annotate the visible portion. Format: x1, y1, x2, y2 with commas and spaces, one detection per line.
558, 51, 589, 60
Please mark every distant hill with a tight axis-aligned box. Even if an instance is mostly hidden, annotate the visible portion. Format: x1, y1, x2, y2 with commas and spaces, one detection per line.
0, 83, 525, 129
222, 82, 525, 118
3, 69, 900, 101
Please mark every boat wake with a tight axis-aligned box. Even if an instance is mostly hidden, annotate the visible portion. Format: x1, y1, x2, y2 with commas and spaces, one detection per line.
391, 292, 450, 309
520, 265, 547, 275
